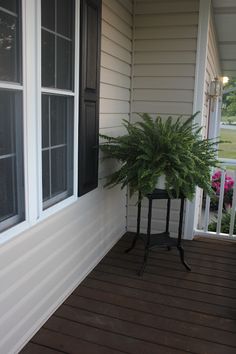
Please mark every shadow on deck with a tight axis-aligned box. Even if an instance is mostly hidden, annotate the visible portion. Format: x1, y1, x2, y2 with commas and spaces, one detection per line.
21, 233, 236, 354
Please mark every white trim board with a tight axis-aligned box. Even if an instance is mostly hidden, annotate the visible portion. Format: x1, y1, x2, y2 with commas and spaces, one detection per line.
184, 0, 211, 240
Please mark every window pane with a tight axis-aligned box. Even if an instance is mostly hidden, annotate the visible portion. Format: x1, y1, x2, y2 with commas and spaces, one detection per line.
57, 0, 74, 38
42, 30, 55, 88
42, 150, 50, 201
42, 95, 73, 208
0, 90, 24, 231
57, 37, 72, 90
41, 0, 55, 31
42, 94, 49, 148
0, 0, 17, 13
50, 95, 66, 145
41, 0, 74, 90
51, 146, 66, 196
0, 157, 16, 222
0, 91, 15, 155
0, 10, 20, 82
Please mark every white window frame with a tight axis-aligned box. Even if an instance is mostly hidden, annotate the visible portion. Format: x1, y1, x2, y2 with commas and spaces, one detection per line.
0, 0, 80, 244
0, 3, 25, 235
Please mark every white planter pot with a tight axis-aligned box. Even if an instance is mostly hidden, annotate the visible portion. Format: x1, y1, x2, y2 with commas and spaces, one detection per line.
156, 175, 166, 190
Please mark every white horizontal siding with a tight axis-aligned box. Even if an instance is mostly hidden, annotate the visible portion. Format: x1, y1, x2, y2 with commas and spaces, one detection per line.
135, 1, 199, 14
100, 0, 132, 180
133, 89, 194, 102
133, 76, 195, 90
128, 196, 186, 237
100, 83, 130, 101
101, 52, 131, 76
135, 39, 197, 52
101, 37, 131, 63
99, 113, 129, 129
103, 0, 132, 25
133, 101, 193, 115
101, 67, 131, 88
135, 25, 198, 40
102, 22, 132, 51
118, 0, 132, 14
127, 0, 200, 239
135, 13, 198, 27
0, 186, 126, 354
0, 1, 133, 353
100, 99, 130, 114
134, 51, 197, 64
134, 64, 195, 77
102, 4, 132, 38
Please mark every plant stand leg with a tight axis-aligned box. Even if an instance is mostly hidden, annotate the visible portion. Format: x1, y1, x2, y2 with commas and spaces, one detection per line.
138, 247, 149, 276
126, 192, 141, 253
177, 197, 191, 271
177, 244, 191, 271
138, 197, 152, 275
166, 198, 171, 251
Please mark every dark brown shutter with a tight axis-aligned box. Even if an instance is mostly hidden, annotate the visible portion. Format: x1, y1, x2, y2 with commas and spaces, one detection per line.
78, 0, 101, 196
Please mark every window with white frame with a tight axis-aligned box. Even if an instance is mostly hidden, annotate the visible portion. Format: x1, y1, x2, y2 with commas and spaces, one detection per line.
0, 0, 76, 233
0, 0, 101, 237
0, 0, 25, 232
41, 0, 75, 209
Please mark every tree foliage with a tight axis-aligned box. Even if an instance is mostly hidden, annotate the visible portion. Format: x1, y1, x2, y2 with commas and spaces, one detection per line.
222, 78, 236, 117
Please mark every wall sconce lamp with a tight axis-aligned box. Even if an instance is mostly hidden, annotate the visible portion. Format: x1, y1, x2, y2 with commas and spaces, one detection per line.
209, 77, 222, 99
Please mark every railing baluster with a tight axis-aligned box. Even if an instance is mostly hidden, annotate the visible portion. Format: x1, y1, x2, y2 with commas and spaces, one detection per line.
229, 170, 236, 237
216, 169, 226, 235
204, 195, 211, 232
194, 160, 236, 239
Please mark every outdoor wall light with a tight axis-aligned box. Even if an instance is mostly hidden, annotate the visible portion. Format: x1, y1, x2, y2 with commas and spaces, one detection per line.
222, 76, 229, 85
209, 77, 222, 99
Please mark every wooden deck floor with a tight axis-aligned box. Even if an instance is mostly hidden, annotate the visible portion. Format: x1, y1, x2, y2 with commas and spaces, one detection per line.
21, 233, 236, 354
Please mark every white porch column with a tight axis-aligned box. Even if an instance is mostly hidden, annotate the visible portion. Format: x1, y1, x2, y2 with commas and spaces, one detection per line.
184, 0, 211, 239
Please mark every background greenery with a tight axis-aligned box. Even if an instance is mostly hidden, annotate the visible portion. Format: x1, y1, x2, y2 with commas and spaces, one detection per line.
219, 78, 236, 160
222, 78, 236, 117
219, 128, 236, 159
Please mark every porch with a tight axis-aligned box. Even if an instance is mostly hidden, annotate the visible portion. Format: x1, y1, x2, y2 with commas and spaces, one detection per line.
21, 233, 236, 354
2, 0, 236, 352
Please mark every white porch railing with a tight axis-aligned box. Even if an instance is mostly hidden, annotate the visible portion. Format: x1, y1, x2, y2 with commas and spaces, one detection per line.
194, 158, 236, 240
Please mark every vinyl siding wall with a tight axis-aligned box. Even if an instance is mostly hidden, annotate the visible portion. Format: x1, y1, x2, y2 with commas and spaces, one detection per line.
127, 0, 199, 237
0, 1, 132, 353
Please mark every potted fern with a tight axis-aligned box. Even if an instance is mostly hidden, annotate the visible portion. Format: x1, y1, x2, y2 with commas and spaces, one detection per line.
100, 113, 219, 200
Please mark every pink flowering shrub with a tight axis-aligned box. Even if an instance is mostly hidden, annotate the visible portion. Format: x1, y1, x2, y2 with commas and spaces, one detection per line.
211, 170, 234, 208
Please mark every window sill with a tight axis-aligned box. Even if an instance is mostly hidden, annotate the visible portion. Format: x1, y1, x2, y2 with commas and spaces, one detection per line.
39, 195, 78, 221
0, 195, 78, 246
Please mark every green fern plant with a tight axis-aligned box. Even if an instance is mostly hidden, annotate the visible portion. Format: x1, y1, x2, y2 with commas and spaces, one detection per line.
100, 113, 220, 200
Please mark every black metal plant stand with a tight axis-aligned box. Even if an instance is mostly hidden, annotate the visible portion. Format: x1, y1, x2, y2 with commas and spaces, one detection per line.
126, 189, 191, 276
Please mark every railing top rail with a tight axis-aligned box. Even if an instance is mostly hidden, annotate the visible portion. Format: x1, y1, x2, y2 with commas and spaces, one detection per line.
218, 158, 236, 166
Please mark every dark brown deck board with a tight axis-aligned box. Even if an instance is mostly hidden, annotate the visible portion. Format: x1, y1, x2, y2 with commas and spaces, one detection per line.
102, 253, 236, 290
33, 327, 124, 354
83, 277, 236, 332
100, 254, 236, 308
90, 268, 236, 319
65, 292, 236, 347
110, 245, 236, 280
20, 342, 65, 354
20, 234, 236, 354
